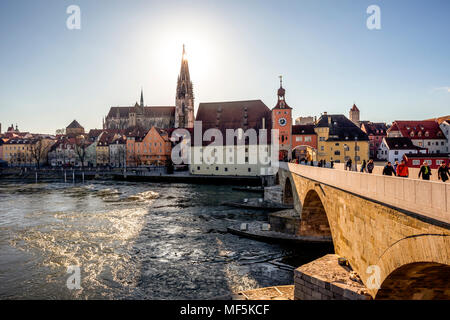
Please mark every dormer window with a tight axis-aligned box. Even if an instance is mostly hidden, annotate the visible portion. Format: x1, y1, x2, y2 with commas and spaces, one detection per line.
425, 131, 429, 137
410, 132, 414, 137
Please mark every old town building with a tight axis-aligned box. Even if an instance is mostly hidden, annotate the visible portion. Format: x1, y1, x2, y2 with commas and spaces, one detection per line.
403, 152, 449, 169
48, 138, 79, 167
295, 116, 315, 125
189, 99, 272, 176
387, 120, 447, 154
96, 134, 110, 167
104, 46, 194, 132
292, 124, 317, 162
361, 122, 389, 159
4, 137, 54, 167
315, 113, 369, 164
109, 136, 127, 168
126, 127, 172, 166
66, 120, 85, 137
349, 104, 360, 126
439, 120, 450, 153
377, 137, 426, 163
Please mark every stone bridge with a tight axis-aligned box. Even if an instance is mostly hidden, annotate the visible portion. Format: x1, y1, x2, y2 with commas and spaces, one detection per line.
277, 162, 450, 299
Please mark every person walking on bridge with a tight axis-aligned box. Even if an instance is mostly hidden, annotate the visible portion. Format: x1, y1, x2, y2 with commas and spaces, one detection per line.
360, 160, 367, 173
393, 161, 399, 173
345, 158, 352, 171
367, 159, 374, 174
438, 162, 449, 182
418, 161, 432, 180
396, 160, 409, 178
382, 162, 396, 176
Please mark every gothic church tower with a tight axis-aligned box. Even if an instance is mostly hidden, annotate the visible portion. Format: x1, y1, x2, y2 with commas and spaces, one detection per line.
175, 45, 195, 128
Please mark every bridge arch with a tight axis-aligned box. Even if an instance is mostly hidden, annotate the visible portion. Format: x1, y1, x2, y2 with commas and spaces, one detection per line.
370, 234, 450, 299
299, 189, 332, 237
375, 262, 450, 300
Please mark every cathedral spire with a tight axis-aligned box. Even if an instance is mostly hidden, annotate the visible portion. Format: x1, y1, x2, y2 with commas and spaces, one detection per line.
175, 44, 194, 128
140, 87, 144, 107
179, 44, 190, 81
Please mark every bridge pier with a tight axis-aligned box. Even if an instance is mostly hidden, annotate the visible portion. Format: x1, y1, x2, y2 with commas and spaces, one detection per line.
294, 254, 371, 300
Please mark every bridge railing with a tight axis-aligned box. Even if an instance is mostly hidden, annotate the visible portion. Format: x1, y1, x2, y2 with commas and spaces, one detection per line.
280, 162, 450, 224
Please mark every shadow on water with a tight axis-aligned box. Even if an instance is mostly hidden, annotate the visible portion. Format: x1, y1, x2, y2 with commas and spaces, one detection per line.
130, 183, 334, 300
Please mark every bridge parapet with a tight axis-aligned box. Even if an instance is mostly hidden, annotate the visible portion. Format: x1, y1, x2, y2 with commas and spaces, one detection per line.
279, 162, 450, 224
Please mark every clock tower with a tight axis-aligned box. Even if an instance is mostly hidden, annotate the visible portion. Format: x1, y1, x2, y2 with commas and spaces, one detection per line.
272, 76, 292, 161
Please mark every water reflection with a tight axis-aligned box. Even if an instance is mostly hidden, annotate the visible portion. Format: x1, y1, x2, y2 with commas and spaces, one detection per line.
0, 181, 332, 299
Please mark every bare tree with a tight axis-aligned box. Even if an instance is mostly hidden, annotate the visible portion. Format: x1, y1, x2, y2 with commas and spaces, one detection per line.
30, 138, 52, 169
74, 136, 89, 170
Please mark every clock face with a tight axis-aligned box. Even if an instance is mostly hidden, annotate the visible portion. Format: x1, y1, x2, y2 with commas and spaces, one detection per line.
278, 118, 287, 126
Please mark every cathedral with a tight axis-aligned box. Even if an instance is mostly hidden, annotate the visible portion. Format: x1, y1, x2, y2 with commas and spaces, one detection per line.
103, 45, 195, 131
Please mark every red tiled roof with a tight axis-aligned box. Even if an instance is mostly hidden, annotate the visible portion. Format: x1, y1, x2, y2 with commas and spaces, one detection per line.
404, 153, 449, 159
384, 137, 425, 150
195, 100, 272, 145
388, 120, 445, 140
292, 124, 315, 135
361, 122, 388, 136
67, 120, 84, 129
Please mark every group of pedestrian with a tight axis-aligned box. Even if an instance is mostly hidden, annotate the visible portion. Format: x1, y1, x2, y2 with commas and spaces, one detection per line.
359, 159, 374, 173
379, 160, 449, 182
294, 156, 449, 183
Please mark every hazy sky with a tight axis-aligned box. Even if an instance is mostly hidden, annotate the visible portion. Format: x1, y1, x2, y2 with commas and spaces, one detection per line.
0, 0, 449, 134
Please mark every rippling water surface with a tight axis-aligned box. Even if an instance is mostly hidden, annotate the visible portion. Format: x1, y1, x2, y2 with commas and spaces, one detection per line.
0, 180, 331, 299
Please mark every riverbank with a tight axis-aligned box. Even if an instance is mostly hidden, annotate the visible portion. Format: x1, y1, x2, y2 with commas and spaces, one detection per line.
0, 167, 263, 186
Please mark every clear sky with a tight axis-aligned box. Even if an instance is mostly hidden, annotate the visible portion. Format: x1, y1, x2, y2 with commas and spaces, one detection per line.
0, 0, 449, 134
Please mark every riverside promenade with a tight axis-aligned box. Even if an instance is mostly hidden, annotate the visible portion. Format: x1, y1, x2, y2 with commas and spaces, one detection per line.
0, 167, 263, 186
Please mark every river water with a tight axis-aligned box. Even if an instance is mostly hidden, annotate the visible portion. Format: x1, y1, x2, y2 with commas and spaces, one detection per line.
0, 180, 331, 299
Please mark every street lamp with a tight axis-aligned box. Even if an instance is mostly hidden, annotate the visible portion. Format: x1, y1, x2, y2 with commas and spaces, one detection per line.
343, 144, 348, 169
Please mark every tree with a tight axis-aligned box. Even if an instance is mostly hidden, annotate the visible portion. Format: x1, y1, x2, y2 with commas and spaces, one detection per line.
74, 136, 89, 170
30, 138, 52, 169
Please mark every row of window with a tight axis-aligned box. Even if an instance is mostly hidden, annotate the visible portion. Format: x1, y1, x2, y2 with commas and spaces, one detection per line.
417, 141, 445, 147
411, 159, 446, 165
128, 148, 163, 153
294, 136, 312, 142
198, 156, 270, 164
197, 147, 270, 153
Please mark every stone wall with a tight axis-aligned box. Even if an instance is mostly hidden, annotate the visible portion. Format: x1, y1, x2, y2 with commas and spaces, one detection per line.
294, 254, 371, 300
268, 210, 300, 235
264, 185, 283, 204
